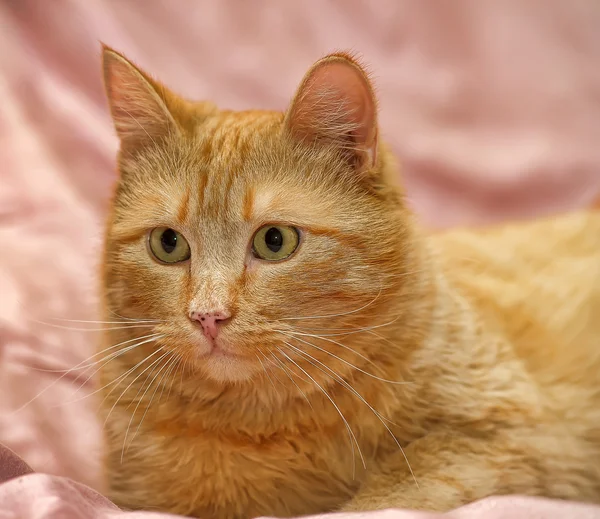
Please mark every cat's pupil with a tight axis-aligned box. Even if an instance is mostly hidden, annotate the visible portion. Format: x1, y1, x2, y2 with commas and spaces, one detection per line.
265, 227, 283, 252
161, 229, 178, 254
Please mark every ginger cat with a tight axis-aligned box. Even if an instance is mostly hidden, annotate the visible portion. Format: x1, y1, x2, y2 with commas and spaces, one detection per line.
98, 45, 600, 518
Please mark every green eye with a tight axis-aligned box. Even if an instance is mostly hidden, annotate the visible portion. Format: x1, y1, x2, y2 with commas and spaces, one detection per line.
252, 225, 299, 261
148, 227, 191, 264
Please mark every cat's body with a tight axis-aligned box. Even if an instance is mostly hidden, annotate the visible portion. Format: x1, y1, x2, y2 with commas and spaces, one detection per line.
98, 46, 600, 518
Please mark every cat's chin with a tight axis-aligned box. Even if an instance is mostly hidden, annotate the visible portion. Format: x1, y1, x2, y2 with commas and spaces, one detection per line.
199, 351, 258, 384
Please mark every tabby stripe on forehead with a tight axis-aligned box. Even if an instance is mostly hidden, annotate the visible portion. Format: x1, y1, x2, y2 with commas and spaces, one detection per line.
243, 185, 255, 222
222, 167, 237, 214
197, 169, 209, 210
221, 129, 256, 215
176, 189, 191, 225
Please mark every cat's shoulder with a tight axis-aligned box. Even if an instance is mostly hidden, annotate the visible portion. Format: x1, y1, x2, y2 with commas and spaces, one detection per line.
429, 209, 600, 388
430, 208, 600, 272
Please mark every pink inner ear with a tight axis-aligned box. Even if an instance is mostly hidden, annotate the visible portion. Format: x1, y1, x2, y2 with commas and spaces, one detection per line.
103, 50, 176, 146
313, 62, 376, 145
286, 58, 378, 168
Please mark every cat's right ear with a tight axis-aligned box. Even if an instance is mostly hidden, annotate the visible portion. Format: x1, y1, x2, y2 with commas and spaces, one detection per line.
284, 52, 378, 174
101, 44, 180, 151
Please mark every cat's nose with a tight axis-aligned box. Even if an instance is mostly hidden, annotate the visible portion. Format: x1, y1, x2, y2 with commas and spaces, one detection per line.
189, 310, 231, 340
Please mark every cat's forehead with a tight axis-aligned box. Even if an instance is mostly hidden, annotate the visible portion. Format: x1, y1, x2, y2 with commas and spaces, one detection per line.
127, 112, 347, 231
192, 109, 285, 161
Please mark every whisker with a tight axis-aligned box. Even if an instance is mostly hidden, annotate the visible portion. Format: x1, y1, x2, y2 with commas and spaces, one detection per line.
122, 352, 178, 460
48, 317, 160, 325
59, 342, 165, 409
274, 288, 382, 322
281, 324, 406, 364
260, 352, 283, 371
12, 334, 163, 414
56, 335, 166, 406
179, 357, 189, 395
287, 316, 401, 338
364, 329, 402, 349
280, 331, 411, 385
106, 307, 155, 322
279, 328, 380, 373
14, 297, 159, 327
77, 334, 163, 373
102, 349, 170, 432
25, 317, 157, 333
124, 351, 178, 414
283, 341, 418, 488
257, 351, 286, 387
165, 355, 184, 402
256, 354, 279, 395
38, 333, 163, 374
277, 345, 365, 474
99, 346, 167, 408
269, 353, 313, 410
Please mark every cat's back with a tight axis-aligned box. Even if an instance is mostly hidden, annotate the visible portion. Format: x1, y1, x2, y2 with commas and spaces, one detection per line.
431, 209, 600, 392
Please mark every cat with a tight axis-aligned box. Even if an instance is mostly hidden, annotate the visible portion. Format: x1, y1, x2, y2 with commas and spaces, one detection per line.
98, 44, 600, 518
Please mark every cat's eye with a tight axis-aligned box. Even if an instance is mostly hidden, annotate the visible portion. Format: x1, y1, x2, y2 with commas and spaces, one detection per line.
148, 227, 191, 264
252, 225, 300, 261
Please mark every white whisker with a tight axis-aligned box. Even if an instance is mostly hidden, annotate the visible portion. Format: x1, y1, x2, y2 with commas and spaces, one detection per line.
165, 355, 183, 402
280, 331, 411, 385
31, 333, 162, 374
179, 357, 189, 395
12, 334, 163, 414
284, 341, 418, 488
103, 349, 170, 432
288, 316, 401, 338
49, 318, 160, 325
256, 354, 280, 395
279, 328, 381, 373
122, 352, 178, 460
58, 335, 166, 406
270, 353, 313, 410
277, 345, 365, 475
106, 307, 155, 322
26, 316, 157, 333
274, 288, 382, 322
257, 351, 286, 387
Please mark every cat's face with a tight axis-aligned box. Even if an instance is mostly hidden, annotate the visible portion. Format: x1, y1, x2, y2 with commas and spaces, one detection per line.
102, 48, 417, 388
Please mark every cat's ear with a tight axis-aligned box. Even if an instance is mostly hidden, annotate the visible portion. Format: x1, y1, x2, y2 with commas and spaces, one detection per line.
101, 44, 180, 150
284, 53, 378, 172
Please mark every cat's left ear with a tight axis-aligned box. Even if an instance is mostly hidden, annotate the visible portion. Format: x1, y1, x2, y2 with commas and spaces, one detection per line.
101, 44, 182, 151
284, 52, 378, 173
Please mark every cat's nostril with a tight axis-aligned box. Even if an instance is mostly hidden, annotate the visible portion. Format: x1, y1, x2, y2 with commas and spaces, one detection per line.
189, 310, 232, 340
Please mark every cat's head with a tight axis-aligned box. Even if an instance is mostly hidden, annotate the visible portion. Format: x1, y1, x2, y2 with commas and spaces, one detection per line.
101, 46, 423, 389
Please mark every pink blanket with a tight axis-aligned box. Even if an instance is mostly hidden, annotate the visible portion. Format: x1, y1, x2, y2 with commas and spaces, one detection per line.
2, 445, 600, 519
1, 1, 599, 517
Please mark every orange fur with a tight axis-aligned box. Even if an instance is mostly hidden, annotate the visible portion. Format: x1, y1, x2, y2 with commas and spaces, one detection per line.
98, 45, 600, 518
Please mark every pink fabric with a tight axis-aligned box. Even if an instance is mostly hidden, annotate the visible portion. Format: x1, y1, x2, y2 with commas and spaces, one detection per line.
1, 0, 600, 517
2, 445, 600, 519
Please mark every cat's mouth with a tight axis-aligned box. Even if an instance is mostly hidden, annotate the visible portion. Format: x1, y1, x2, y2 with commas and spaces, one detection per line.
192, 334, 249, 361
194, 339, 258, 383
198, 343, 243, 360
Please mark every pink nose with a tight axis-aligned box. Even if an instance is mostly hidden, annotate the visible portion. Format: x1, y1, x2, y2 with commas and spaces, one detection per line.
189, 310, 231, 340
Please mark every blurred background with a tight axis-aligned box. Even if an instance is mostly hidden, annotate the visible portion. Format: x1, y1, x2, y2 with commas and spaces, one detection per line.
0, 0, 599, 491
